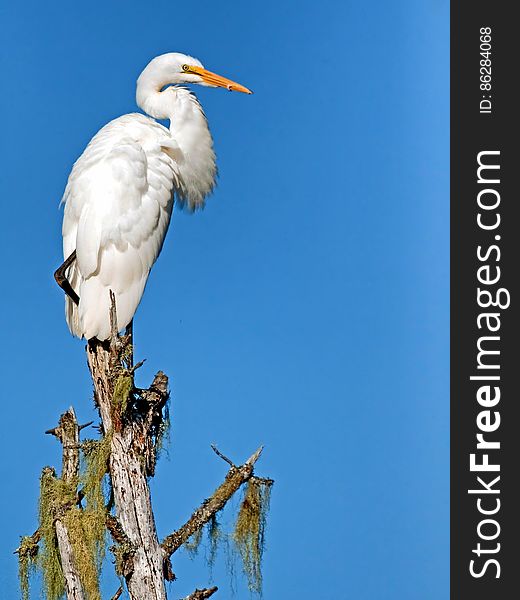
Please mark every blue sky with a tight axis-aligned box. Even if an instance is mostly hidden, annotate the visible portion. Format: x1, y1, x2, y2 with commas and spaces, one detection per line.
0, 1, 449, 598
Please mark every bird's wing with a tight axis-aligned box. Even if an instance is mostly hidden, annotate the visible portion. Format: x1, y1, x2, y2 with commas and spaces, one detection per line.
61, 114, 178, 338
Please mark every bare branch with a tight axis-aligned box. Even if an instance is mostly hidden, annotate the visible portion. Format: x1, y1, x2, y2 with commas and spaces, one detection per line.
130, 359, 146, 374
110, 586, 123, 600
161, 447, 264, 558
210, 445, 234, 467
183, 587, 218, 600
246, 445, 264, 466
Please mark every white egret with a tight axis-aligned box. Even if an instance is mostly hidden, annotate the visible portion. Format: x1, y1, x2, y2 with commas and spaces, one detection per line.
55, 52, 252, 341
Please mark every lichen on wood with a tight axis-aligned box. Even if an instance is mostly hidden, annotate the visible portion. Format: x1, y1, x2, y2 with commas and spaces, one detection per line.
183, 514, 222, 580
82, 432, 112, 513
184, 527, 204, 558
38, 467, 76, 600
153, 401, 171, 462
62, 507, 104, 600
106, 514, 136, 579
19, 408, 114, 600
111, 373, 133, 429
207, 514, 221, 570
233, 478, 272, 593
17, 533, 39, 600
161, 447, 269, 559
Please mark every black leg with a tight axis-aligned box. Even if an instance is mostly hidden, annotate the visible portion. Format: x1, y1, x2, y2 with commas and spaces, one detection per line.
54, 250, 80, 306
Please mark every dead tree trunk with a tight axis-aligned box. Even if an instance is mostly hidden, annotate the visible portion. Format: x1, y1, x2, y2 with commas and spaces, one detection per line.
47, 409, 85, 600
18, 297, 272, 600
86, 335, 168, 600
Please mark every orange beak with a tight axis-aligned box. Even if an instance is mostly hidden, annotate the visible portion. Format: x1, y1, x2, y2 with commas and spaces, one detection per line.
186, 65, 253, 94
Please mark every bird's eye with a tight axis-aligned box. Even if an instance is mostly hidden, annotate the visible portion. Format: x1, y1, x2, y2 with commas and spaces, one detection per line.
182, 64, 190, 72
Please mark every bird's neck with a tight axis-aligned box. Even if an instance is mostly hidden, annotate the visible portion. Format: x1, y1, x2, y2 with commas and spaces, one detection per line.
167, 88, 217, 209
138, 86, 217, 209
136, 84, 172, 120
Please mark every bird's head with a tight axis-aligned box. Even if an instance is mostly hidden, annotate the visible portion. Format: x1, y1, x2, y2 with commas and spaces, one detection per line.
137, 52, 253, 95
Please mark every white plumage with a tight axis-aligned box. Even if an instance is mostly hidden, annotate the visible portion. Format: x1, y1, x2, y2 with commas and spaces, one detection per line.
58, 53, 251, 340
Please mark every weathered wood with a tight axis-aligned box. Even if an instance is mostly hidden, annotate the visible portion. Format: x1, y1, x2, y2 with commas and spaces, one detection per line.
49, 408, 86, 600
48, 408, 82, 480
86, 336, 167, 600
55, 520, 85, 600
183, 586, 218, 600
109, 431, 166, 599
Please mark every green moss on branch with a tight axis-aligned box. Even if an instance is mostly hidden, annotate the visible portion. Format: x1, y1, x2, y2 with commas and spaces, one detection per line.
233, 478, 272, 594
